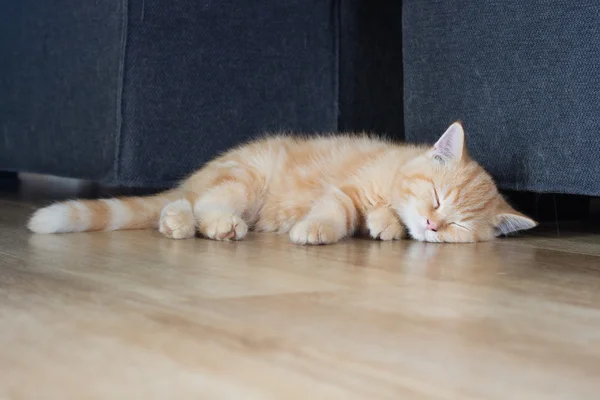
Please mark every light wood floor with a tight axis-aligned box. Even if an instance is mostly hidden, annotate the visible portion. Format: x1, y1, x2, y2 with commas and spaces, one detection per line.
1, 177, 600, 399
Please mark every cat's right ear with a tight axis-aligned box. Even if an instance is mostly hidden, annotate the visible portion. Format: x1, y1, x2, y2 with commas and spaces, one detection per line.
493, 197, 538, 236
431, 121, 465, 163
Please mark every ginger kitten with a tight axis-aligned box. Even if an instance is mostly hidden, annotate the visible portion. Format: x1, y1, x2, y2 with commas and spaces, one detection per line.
28, 122, 536, 243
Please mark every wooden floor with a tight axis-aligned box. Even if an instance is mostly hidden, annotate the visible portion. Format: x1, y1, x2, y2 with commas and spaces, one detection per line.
1, 176, 600, 399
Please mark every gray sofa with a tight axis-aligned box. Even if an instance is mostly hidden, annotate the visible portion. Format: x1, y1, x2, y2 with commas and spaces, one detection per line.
0, 0, 402, 188
1, 0, 598, 197
403, 0, 600, 197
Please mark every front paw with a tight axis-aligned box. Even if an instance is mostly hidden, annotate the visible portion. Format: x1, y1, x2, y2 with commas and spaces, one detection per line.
289, 219, 344, 245
159, 200, 196, 239
366, 208, 404, 241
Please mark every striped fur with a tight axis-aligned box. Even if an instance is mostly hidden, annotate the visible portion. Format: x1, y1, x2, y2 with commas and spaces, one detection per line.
28, 122, 537, 244
28, 192, 179, 234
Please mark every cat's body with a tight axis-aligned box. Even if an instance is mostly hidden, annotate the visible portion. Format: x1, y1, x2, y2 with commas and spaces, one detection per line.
28, 123, 537, 243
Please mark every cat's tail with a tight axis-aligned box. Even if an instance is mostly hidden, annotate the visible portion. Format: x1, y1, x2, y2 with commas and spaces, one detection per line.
27, 190, 182, 234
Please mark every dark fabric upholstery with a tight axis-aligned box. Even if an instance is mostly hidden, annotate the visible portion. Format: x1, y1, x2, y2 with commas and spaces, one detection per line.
118, 0, 339, 186
0, 0, 403, 187
1, 0, 344, 187
0, 0, 125, 181
1, 0, 408, 188
403, 0, 600, 196
5, 1, 598, 197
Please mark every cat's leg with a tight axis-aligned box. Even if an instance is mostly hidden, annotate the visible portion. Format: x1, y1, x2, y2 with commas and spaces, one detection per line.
289, 187, 359, 245
159, 198, 197, 239
194, 182, 249, 240
194, 178, 259, 241
365, 206, 405, 241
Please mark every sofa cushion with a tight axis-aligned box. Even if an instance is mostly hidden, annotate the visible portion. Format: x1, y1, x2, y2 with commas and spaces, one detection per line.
0, 0, 125, 181
117, 0, 339, 186
403, 0, 600, 196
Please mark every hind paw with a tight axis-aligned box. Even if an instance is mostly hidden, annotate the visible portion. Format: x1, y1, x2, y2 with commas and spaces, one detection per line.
198, 212, 248, 241
159, 200, 196, 239
289, 219, 344, 245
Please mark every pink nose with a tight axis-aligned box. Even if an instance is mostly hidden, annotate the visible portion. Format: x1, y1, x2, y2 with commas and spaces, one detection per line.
426, 219, 438, 232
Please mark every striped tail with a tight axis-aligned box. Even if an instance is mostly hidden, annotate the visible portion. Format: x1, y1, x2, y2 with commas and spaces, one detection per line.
27, 191, 180, 234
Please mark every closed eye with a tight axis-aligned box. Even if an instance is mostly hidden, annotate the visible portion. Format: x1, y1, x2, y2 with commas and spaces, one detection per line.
450, 222, 471, 232
432, 186, 440, 209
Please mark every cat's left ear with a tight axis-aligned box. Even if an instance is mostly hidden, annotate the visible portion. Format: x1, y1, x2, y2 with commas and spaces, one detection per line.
432, 121, 466, 163
493, 197, 538, 236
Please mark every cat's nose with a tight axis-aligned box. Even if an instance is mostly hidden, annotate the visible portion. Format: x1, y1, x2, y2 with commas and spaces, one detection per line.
426, 219, 438, 232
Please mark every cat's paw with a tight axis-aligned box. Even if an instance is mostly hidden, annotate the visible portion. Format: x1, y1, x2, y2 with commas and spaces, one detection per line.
289, 219, 343, 245
159, 200, 196, 239
198, 212, 248, 241
366, 207, 404, 241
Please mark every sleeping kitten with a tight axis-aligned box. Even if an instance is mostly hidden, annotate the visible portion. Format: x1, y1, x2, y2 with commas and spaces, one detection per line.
28, 122, 536, 244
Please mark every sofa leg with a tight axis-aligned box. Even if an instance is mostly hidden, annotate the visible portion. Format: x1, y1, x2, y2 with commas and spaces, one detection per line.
505, 191, 590, 223
0, 171, 20, 190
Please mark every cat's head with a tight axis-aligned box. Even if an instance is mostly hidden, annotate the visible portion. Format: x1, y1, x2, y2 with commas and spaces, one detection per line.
396, 122, 537, 243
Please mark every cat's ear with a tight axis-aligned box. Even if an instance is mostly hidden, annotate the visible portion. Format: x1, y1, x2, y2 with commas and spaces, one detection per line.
493, 197, 538, 236
431, 121, 465, 163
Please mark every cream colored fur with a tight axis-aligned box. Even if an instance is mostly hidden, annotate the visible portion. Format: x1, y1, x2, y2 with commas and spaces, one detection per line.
28, 123, 537, 244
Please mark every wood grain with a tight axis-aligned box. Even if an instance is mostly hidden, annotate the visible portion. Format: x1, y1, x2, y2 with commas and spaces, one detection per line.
1, 186, 600, 399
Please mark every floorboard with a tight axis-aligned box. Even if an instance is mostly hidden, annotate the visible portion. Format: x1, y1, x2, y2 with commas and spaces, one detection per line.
1, 181, 600, 399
